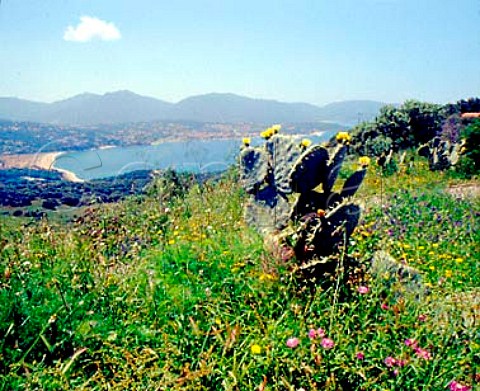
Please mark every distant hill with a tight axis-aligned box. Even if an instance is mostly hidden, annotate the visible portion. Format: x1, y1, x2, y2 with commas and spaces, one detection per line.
0, 91, 387, 126
318, 100, 389, 126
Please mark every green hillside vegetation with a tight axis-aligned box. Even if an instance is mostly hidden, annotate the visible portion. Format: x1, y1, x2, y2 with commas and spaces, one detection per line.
1, 153, 478, 389
349, 97, 480, 158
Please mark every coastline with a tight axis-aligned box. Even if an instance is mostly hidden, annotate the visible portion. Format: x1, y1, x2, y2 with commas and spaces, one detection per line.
0, 151, 85, 183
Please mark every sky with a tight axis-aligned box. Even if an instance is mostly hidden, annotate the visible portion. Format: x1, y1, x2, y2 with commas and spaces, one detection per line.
0, 0, 479, 106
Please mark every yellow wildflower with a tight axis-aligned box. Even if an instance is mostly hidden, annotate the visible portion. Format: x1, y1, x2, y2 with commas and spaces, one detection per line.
445, 270, 452, 278
429, 266, 435, 271
259, 273, 276, 281
358, 156, 371, 167
168, 239, 175, 245
300, 138, 312, 148
455, 258, 463, 263
251, 344, 262, 354
336, 131, 351, 144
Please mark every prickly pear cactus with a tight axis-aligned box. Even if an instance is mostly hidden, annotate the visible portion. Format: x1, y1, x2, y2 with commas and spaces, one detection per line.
239, 128, 369, 280
418, 137, 464, 171
239, 129, 302, 235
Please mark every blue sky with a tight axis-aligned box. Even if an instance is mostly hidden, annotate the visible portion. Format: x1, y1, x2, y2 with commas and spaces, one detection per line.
0, 0, 479, 105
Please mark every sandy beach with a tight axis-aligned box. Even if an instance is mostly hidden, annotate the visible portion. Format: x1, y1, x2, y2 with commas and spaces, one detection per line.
0, 152, 84, 182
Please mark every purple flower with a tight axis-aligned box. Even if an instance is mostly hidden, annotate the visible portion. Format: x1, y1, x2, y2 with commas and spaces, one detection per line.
381, 303, 389, 310
358, 286, 369, 294
449, 380, 472, 391
393, 369, 400, 376
396, 359, 407, 367
405, 339, 418, 349
415, 347, 432, 360
317, 328, 326, 338
384, 356, 396, 367
418, 314, 427, 322
321, 338, 334, 349
308, 329, 317, 339
355, 351, 365, 360
286, 337, 300, 348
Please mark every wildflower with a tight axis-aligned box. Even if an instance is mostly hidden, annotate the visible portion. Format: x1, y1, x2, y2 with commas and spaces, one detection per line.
415, 347, 432, 360
445, 270, 452, 278
384, 356, 396, 367
251, 344, 262, 354
355, 351, 365, 360
393, 369, 400, 376
455, 258, 464, 263
242, 137, 251, 146
405, 339, 418, 348
286, 337, 300, 348
321, 338, 334, 349
259, 273, 276, 281
358, 156, 371, 167
336, 131, 351, 144
300, 138, 312, 148
449, 380, 472, 391
168, 239, 175, 245
381, 303, 389, 310
358, 286, 369, 294
308, 328, 326, 339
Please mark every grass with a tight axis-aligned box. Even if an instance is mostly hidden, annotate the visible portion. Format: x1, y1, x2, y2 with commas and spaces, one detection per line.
0, 161, 479, 390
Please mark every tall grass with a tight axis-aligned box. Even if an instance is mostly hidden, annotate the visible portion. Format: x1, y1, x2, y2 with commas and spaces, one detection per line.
0, 165, 478, 390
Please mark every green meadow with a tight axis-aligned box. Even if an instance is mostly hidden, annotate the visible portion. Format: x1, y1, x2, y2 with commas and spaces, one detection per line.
1, 155, 478, 390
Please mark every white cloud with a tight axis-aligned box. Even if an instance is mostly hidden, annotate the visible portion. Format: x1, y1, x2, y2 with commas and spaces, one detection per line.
64, 16, 121, 42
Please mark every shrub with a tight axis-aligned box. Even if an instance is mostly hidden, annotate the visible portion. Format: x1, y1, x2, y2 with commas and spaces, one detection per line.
455, 119, 480, 178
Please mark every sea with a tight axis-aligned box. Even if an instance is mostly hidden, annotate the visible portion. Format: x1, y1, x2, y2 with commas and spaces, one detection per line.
53, 134, 332, 180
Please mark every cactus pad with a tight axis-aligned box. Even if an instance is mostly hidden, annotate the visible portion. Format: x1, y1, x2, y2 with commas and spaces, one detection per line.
290, 145, 329, 193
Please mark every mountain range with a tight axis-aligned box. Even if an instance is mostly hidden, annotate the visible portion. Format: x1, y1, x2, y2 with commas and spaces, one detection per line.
0, 90, 387, 126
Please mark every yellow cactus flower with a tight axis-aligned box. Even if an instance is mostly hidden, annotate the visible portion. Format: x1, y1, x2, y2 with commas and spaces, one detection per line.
336, 131, 351, 143
242, 137, 251, 146
251, 344, 262, 354
271, 124, 281, 133
260, 127, 274, 139
300, 138, 312, 148
358, 156, 371, 167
